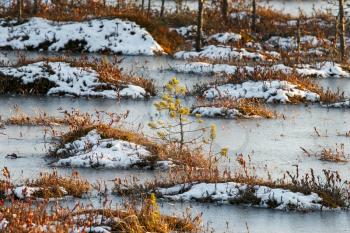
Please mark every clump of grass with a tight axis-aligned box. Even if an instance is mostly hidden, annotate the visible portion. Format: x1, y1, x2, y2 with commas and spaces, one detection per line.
5, 106, 66, 126
194, 98, 276, 119
301, 144, 348, 163
0, 195, 201, 232
25, 171, 91, 199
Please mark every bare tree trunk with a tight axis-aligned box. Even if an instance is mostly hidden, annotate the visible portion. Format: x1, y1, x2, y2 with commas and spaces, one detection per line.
147, 0, 151, 17
221, 0, 228, 21
338, 0, 346, 61
196, 0, 204, 51
335, 16, 339, 50
141, 0, 145, 12
296, 19, 301, 63
251, 0, 256, 32
32, 0, 38, 16
17, 0, 23, 22
160, 0, 165, 17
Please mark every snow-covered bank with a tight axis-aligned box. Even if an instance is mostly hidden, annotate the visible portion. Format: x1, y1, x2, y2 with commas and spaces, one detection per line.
204, 80, 320, 103
169, 61, 350, 78
156, 182, 325, 211
52, 130, 171, 169
0, 17, 163, 55
174, 45, 265, 61
0, 61, 149, 99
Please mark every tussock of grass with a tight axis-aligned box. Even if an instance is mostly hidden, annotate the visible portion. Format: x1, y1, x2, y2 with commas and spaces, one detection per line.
193, 68, 345, 104
52, 110, 211, 170
4, 56, 156, 97
194, 98, 276, 119
6, 107, 66, 126
26, 171, 91, 199
301, 144, 348, 163
114, 156, 350, 209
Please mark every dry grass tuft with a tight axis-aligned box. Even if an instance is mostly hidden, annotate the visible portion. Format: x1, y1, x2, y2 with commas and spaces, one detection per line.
26, 171, 91, 199
194, 98, 276, 119
6, 106, 66, 126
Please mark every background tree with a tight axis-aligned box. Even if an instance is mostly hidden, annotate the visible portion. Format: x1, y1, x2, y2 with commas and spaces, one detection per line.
251, 0, 257, 32
17, 0, 23, 22
160, 0, 165, 17
196, 0, 204, 51
221, 0, 228, 21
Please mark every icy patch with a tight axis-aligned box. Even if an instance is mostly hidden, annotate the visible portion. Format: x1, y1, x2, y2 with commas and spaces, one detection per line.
208, 32, 242, 44
53, 129, 170, 169
192, 107, 257, 119
0, 17, 163, 55
204, 80, 320, 103
0, 62, 148, 99
157, 182, 324, 211
174, 45, 265, 61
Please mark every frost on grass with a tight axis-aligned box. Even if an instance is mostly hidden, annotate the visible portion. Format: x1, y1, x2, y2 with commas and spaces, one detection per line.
170, 61, 350, 78
0, 61, 149, 99
204, 80, 320, 103
0, 17, 164, 55
174, 45, 265, 61
156, 182, 324, 211
52, 129, 171, 169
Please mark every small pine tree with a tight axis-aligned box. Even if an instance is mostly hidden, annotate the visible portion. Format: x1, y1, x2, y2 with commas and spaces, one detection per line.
149, 77, 214, 152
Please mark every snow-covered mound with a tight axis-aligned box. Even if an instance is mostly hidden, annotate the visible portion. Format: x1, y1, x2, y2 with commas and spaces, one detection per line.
0, 61, 148, 99
53, 130, 170, 169
157, 182, 325, 211
0, 17, 163, 55
266, 35, 331, 50
174, 45, 265, 61
192, 107, 258, 119
208, 32, 242, 44
204, 80, 320, 103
